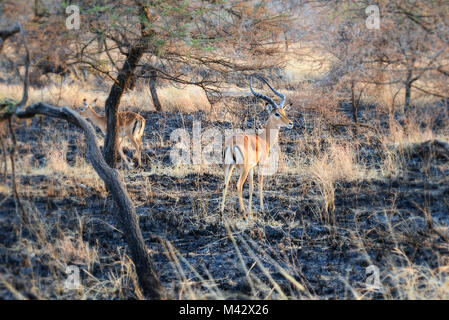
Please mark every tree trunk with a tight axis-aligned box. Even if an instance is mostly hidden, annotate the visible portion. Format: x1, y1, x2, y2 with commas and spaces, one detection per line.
10, 20, 164, 298
283, 30, 289, 52
404, 81, 411, 112
404, 69, 416, 113
17, 103, 165, 299
34, 0, 39, 17
149, 68, 162, 112
0, 134, 7, 179
351, 80, 358, 136
103, 44, 146, 168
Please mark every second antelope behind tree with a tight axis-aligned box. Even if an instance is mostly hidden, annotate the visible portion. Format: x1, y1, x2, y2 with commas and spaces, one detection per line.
221, 75, 293, 218
80, 98, 145, 168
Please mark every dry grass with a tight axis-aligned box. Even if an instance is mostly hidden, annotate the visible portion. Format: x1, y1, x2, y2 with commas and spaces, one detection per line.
2, 42, 449, 300
0, 206, 140, 299
137, 85, 211, 113
384, 253, 449, 300
386, 117, 435, 146
296, 139, 364, 222
282, 46, 332, 84
0, 82, 89, 109
0, 81, 211, 114
3, 107, 449, 299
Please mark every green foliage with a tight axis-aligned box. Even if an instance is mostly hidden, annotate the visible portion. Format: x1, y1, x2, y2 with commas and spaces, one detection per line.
87, 5, 110, 14
0, 98, 18, 115
152, 38, 166, 57
188, 36, 218, 52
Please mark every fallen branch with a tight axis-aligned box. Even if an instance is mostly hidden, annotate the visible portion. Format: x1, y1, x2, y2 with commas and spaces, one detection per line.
16, 102, 165, 299
0, 22, 20, 52
2, 19, 164, 299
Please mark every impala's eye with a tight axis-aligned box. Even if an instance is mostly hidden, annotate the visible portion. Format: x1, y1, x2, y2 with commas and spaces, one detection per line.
274, 112, 280, 117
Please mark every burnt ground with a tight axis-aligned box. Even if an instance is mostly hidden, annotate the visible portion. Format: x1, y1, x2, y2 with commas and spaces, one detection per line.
1, 107, 449, 299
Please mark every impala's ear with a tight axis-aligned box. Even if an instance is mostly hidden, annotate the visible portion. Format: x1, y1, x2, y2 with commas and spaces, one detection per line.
266, 103, 273, 113
93, 98, 97, 104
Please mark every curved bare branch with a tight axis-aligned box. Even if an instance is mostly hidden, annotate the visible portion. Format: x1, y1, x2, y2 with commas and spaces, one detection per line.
16, 103, 165, 300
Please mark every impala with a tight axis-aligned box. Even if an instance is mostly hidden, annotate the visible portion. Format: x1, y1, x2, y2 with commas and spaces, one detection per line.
221, 75, 293, 218
80, 98, 145, 168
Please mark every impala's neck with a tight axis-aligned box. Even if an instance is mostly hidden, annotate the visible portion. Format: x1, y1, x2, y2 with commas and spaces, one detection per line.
261, 118, 280, 153
86, 107, 106, 134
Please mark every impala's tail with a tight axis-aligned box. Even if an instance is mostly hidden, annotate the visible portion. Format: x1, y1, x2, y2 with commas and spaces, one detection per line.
132, 118, 145, 138
223, 145, 244, 165
139, 118, 145, 137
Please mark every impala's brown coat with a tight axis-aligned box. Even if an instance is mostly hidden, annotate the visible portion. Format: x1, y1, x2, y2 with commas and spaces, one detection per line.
80, 99, 145, 168
221, 105, 292, 217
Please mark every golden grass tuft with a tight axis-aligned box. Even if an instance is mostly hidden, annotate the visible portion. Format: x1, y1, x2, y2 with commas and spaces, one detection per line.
306, 142, 360, 218
129, 84, 211, 113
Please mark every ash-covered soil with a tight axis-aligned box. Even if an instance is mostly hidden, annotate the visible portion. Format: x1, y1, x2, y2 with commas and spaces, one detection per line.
1, 106, 449, 299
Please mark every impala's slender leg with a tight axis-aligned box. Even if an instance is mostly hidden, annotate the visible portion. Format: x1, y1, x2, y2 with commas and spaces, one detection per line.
0, 134, 7, 179
258, 168, 265, 213
136, 138, 143, 167
221, 164, 235, 213
237, 166, 250, 216
248, 168, 254, 217
117, 138, 131, 168
129, 134, 142, 167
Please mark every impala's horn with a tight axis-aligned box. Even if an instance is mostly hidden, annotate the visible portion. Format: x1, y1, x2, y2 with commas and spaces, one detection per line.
249, 75, 278, 109
256, 75, 285, 107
